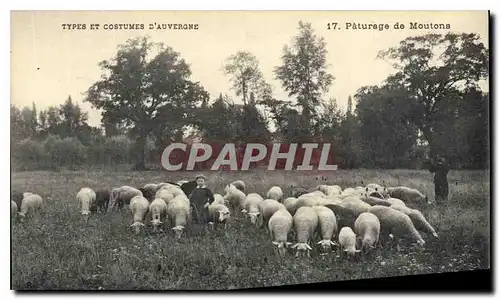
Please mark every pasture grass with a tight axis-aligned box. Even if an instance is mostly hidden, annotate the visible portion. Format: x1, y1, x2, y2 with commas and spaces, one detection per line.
11, 169, 490, 290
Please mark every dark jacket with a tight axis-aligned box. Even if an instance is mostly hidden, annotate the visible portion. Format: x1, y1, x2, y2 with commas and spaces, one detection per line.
189, 186, 215, 223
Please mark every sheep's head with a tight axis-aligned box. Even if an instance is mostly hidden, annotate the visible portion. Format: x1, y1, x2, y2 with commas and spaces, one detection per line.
129, 221, 145, 234
218, 209, 230, 223
248, 212, 260, 224
344, 245, 361, 256
291, 242, 312, 258
359, 236, 377, 254
317, 239, 336, 252
272, 241, 292, 258
172, 225, 185, 238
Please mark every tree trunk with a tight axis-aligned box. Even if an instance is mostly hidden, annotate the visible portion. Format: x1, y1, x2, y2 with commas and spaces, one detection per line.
133, 135, 147, 170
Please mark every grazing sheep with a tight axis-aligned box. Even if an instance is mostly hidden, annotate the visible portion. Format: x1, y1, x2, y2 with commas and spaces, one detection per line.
294, 194, 321, 212
291, 206, 319, 258
11, 201, 18, 216
93, 189, 110, 213
11, 191, 24, 212
365, 183, 384, 193
149, 198, 168, 233
129, 196, 150, 234
368, 190, 387, 199
18, 194, 43, 221
386, 186, 429, 205
339, 197, 372, 216
108, 186, 143, 213
361, 195, 392, 206
338, 227, 360, 257
138, 188, 155, 202
258, 199, 286, 228
368, 205, 425, 249
245, 194, 264, 225
157, 182, 180, 191
224, 184, 247, 215
207, 202, 231, 230
391, 205, 438, 238
267, 186, 283, 202
292, 187, 308, 198
312, 205, 338, 253
213, 194, 226, 205
317, 185, 342, 196
318, 195, 342, 207
167, 196, 191, 238
341, 188, 356, 198
305, 190, 326, 197
354, 212, 381, 254
155, 189, 175, 206
77, 187, 96, 220
268, 208, 294, 258
386, 197, 407, 207
283, 197, 298, 215
230, 180, 246, 193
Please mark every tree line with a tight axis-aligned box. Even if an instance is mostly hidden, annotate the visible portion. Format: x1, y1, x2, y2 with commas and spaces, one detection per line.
11, 22, 489, 172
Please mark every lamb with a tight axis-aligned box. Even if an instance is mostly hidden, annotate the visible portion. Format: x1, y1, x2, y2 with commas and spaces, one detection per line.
338, 227, 360, 257
368, 205, 426, 249
245, 194, 264, 225
386, 186, 430, 205
391, 205, 438, 238
266, 186, 283, 202
18, 194, 43, 221
268, 208, 294, 258
167, 196, 191, 238
223, 184, 247, 215
354, 212, 381, 254
11, 201, 18, 216
213, 193, 226, 205
92, 189, 110, 213
312, 205, 338, 253
230, 180, 246, 193
258, 199, 286, 228
129, 196, 150, 234
155, 189, 175, 205
108, 186, 143, 213
283, 197, 298, 215
149, 198, 168, 233
77, 187, 96, 220
291, 206, 319, 258
207, 202, 231, 230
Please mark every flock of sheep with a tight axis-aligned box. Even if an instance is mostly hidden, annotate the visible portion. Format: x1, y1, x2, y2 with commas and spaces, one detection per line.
11, 179, 439, 259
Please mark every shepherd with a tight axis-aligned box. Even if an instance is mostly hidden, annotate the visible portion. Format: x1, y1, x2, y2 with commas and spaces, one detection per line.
189, 174, 215, 226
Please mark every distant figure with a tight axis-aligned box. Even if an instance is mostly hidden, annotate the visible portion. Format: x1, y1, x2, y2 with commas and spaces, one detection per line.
429, 156, 450, 203
189, 174, 215, 225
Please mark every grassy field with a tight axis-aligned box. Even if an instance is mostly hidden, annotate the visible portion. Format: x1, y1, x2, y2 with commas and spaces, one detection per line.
11, 169, 490, 290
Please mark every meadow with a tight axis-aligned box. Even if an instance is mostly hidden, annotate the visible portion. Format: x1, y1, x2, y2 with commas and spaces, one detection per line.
11, 169, 490, 290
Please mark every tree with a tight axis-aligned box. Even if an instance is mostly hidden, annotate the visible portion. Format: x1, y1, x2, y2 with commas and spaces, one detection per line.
223, 51, 272, 105
85, 36, 209, 170
378, 33, 489, 201
274, 21, 334, 133
59, 95, 89, 138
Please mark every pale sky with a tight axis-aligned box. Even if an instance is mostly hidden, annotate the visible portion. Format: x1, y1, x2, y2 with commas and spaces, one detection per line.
11, 10, 489, 127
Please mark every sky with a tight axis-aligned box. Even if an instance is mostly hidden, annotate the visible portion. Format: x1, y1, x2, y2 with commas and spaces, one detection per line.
11, 10, 489, 127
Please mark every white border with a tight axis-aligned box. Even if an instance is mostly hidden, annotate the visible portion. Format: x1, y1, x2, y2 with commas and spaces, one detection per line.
3, 1, 497, 300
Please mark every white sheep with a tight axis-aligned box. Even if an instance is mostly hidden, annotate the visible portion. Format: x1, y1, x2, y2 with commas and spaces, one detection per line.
312, 205, 338, 253
258, 199, 286, 228
167, 196, 191, 238
291, 206, 319, 258
317, 185, 342, 196
230, 180, 246, 193
149, 198, 168, 233
76, 187, 96, 220
340, 187, 356, 198
361, 194, 392, 206
386, 186, 430, 205
354, 212, 381, 254
23, 192, 34, 198
338, 227, 360, 257
207, 202, 231, 230
339, 197, 372, 216
157, 182, 179, 190
385, 197, 407, 207
129, 196, 150, 234
391, 205, 438, 238
213, 193, 226, 205
266, 186, 283, 202
224, 184, 247, 215
318, 195, 342, 207
365, 183, 384, 193
155, 189, 175, 206
295, 194, 322, 210
245, 194, 264, 225
268, 208, 294, 258
18, 194, 43, 221
11, 201, 18, 216
108, 186, 143, 213
368, 205, 426, 249
283, 197, 298, 215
